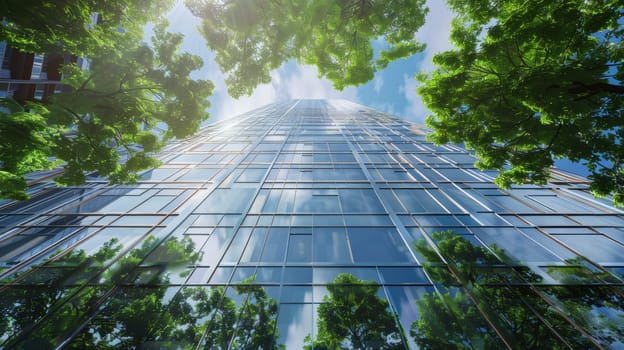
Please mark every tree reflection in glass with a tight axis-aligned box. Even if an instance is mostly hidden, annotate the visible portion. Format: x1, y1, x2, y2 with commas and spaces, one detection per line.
305, 273, 406, 350
0, 238, 123, 348
412, 230, 624, 349
1, 234, 283, 349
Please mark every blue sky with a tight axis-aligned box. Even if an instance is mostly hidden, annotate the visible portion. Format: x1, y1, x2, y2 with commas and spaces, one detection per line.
154, 1, 455, 125
154, 1, 590, 177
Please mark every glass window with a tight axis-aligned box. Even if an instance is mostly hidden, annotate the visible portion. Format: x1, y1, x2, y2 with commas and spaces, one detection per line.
519, 228, 576, 260
96, 192, 155, 213
276, 304, 314, 349
328, 143, 350, 151
380, 267, 429, 284
254, 153, 276, 163
313, 215, 344, 226
438, 185, 490, 213
555, 234, 624, 264
81, 227, 148, 257
412, 214, 461, 227
187, 267, 211, 284
287, 234, 312, 263
294, 190, 340, 213
254, 143, 282, 151
291, 215, 313, 226
191, 214, 222, 227
281, 286, 313, 303
343, 215, 393, 226
170, 154, 208, 164
192, 143, 218, 151
262, 190, 282, 212
332, 153, 356, 163
339, 189, 385, 213
236, 168, 267, 183
210, 267, 233, 283
312, 267, 379, 284
393, 189, 446, 213
196, 227, 233, 265
473, 227, 561, 263
140, 168, 179, 181
220, 143, 248, 152
132, 196, 173, 213
196, 188, 256, 213
222, 228, 252, 263
570, 215, 624, 227
437, 168, 482, 181
313, 227, 351, 263
231, 267, 256, 283
260, 228, 289, 263
347, 228, 413, 263
386, 286, 435, 350
597, 227, 624, 243
255, 267, 282, 283
522, 215, 578, 226
483, 194, 539, 212
284, 267, 313, 283
277, 190, 296, 212
374, 169, 414, 181
241, 228, 268, 263
527, 195, 604, 213
179, 168, 219, 182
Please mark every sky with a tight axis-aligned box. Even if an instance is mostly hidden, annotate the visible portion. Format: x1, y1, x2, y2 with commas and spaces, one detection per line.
154, 0, 455, 125
152, 0, 589, 177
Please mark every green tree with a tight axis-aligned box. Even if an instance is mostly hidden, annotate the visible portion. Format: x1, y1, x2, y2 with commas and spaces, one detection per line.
186, 0, 427, 97
1, 234, 203, 349
417, 0, 624, 206
201, 281, 281, 349
0, 99, 54, 199
0, 238, 123, 349
0, 0, 173, 55
46, 22, 214, 186
305, 273, 405, 350
63, 235, 202, 349
412, 231, 622, 349
0, 22, 214, 200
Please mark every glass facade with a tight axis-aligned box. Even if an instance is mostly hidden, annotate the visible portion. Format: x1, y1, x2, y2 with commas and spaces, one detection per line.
0, 99, 622, 349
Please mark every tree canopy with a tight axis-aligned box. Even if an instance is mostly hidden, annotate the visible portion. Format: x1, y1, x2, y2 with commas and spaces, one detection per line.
417, 0, 624, 206
0, 5, 213, 200
1, 234, 282, 349
186, 0, 427, 97
0, 0, 173, 55
412, 231, 624, 349
305, 273, 405, 349
0, 99, 54, 199
45, 23, 213, 186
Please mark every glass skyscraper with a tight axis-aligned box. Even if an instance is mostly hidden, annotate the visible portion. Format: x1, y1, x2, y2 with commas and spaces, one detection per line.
1, 100, 622, 349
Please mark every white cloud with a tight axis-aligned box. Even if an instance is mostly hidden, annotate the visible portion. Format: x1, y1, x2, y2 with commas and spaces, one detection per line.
208, 70, 279, 122
402, 74, 429, 125
373, 75, 384, 93
402, 0, 455, 123
208, 63, 358, 122
416, 0, 455, 70
284, 64, 358, 101
160, 0, 449, 123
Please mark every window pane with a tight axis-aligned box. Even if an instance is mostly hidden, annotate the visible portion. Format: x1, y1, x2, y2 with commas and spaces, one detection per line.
260, 228, 288, 263
276, 304, 313, 349
241, 228, 267, 263
197, 188, 256, 213
287, 235, 312, 263
313, 227, 351, 263
348, 228, 413, 263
